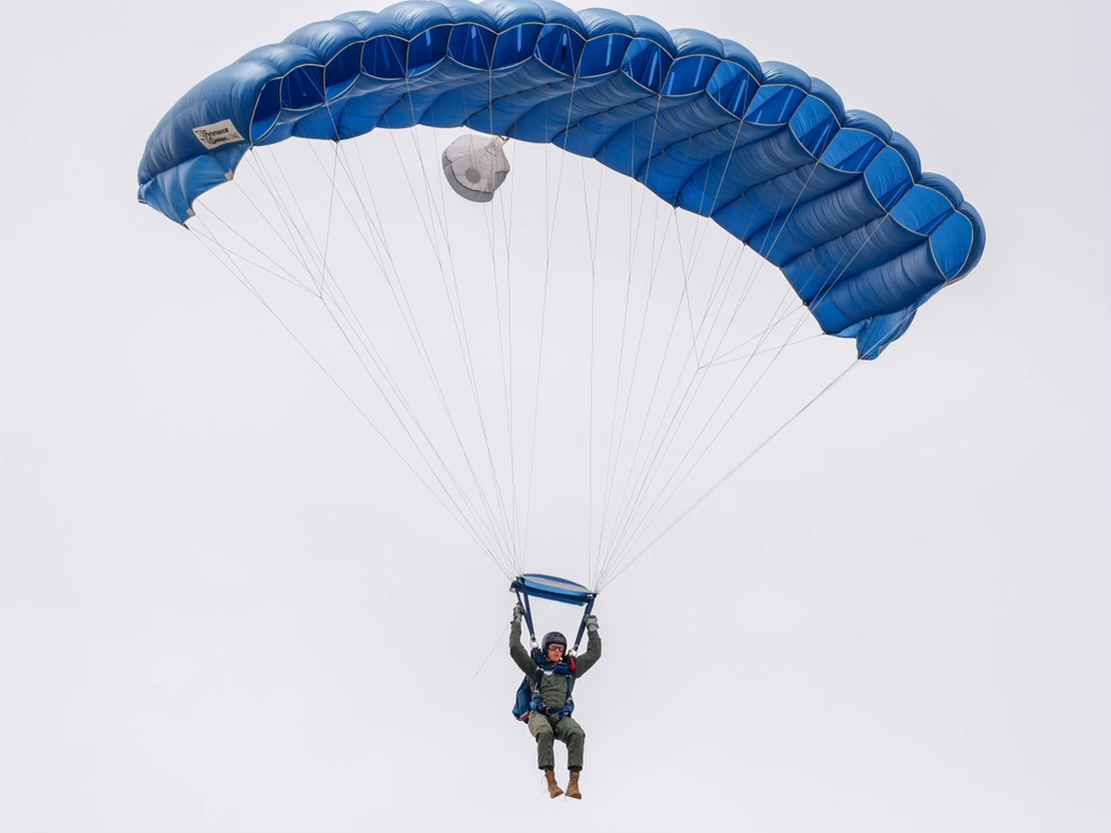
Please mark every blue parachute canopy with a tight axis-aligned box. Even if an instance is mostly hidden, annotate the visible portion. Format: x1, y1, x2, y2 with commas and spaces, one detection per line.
137, 0, 985, 359
512, 574, 595, 606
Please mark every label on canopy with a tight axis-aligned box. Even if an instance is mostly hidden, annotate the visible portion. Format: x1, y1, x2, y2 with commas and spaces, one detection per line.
192, 120, 245, 149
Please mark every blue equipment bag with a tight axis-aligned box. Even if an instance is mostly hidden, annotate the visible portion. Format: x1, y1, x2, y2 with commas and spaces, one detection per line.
512, 676, 534, 722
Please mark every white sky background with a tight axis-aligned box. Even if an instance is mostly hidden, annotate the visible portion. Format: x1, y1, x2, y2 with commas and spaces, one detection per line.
1, 0, 1108, 831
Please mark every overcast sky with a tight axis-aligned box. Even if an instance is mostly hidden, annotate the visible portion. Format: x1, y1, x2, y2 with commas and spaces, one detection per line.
1, 1, 1108, 831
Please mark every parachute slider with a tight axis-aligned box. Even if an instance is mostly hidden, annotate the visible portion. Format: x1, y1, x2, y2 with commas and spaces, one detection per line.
511, 573, 595, 606
442, 134, 510, 202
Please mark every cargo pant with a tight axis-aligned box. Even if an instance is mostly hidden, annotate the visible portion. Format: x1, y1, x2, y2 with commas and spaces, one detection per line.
529, 712, 585, 771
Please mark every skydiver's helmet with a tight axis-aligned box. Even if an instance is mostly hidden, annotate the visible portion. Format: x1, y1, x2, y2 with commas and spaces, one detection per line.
542, 631, 567, 656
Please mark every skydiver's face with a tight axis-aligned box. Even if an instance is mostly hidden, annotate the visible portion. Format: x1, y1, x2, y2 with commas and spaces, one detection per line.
546, 644, 565, 663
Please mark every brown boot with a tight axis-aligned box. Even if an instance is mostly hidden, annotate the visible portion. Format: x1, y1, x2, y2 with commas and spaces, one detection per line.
544, 769, 564, 799
565, 771, 582, 799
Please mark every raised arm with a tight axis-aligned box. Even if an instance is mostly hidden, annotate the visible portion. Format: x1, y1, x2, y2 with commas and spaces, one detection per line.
572, 615, 602, 677
509, 606, 537, 676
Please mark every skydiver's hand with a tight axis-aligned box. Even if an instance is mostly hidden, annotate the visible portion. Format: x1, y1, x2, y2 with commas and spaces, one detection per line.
584, 614, 599, 633
512, 604, 523, 625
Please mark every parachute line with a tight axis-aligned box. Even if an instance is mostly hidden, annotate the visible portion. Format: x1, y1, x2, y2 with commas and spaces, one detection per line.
317, 140, 519, 569
186, 221, 512, 572
598, 357, 863, 589
594, 163, 825, 582
521, 75, 584, 571
258, 138, 526, 573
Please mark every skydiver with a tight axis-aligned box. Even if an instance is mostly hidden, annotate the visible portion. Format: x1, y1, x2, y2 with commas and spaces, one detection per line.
510, 604, 602, 799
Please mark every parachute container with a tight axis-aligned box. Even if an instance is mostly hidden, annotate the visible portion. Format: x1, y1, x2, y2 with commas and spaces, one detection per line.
442, 135, 510, 203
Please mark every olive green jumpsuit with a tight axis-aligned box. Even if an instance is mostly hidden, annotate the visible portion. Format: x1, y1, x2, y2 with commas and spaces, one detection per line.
510, 619, 602, 771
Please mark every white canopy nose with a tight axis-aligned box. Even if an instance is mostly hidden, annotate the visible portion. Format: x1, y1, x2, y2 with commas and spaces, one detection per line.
442, 134, 510, 203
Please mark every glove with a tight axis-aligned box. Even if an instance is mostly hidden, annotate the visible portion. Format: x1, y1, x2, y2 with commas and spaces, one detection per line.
511, 604, 523, 625
584, 614, 599, 633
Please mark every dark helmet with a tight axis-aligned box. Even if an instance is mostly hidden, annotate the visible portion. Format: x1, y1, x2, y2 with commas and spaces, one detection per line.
541, 631, 567, 654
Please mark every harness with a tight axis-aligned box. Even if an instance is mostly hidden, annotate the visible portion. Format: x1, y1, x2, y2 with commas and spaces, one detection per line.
523, 654, 577, 722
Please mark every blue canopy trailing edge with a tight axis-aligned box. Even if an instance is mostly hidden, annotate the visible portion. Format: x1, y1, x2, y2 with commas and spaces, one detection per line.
137, 0, 985, 360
